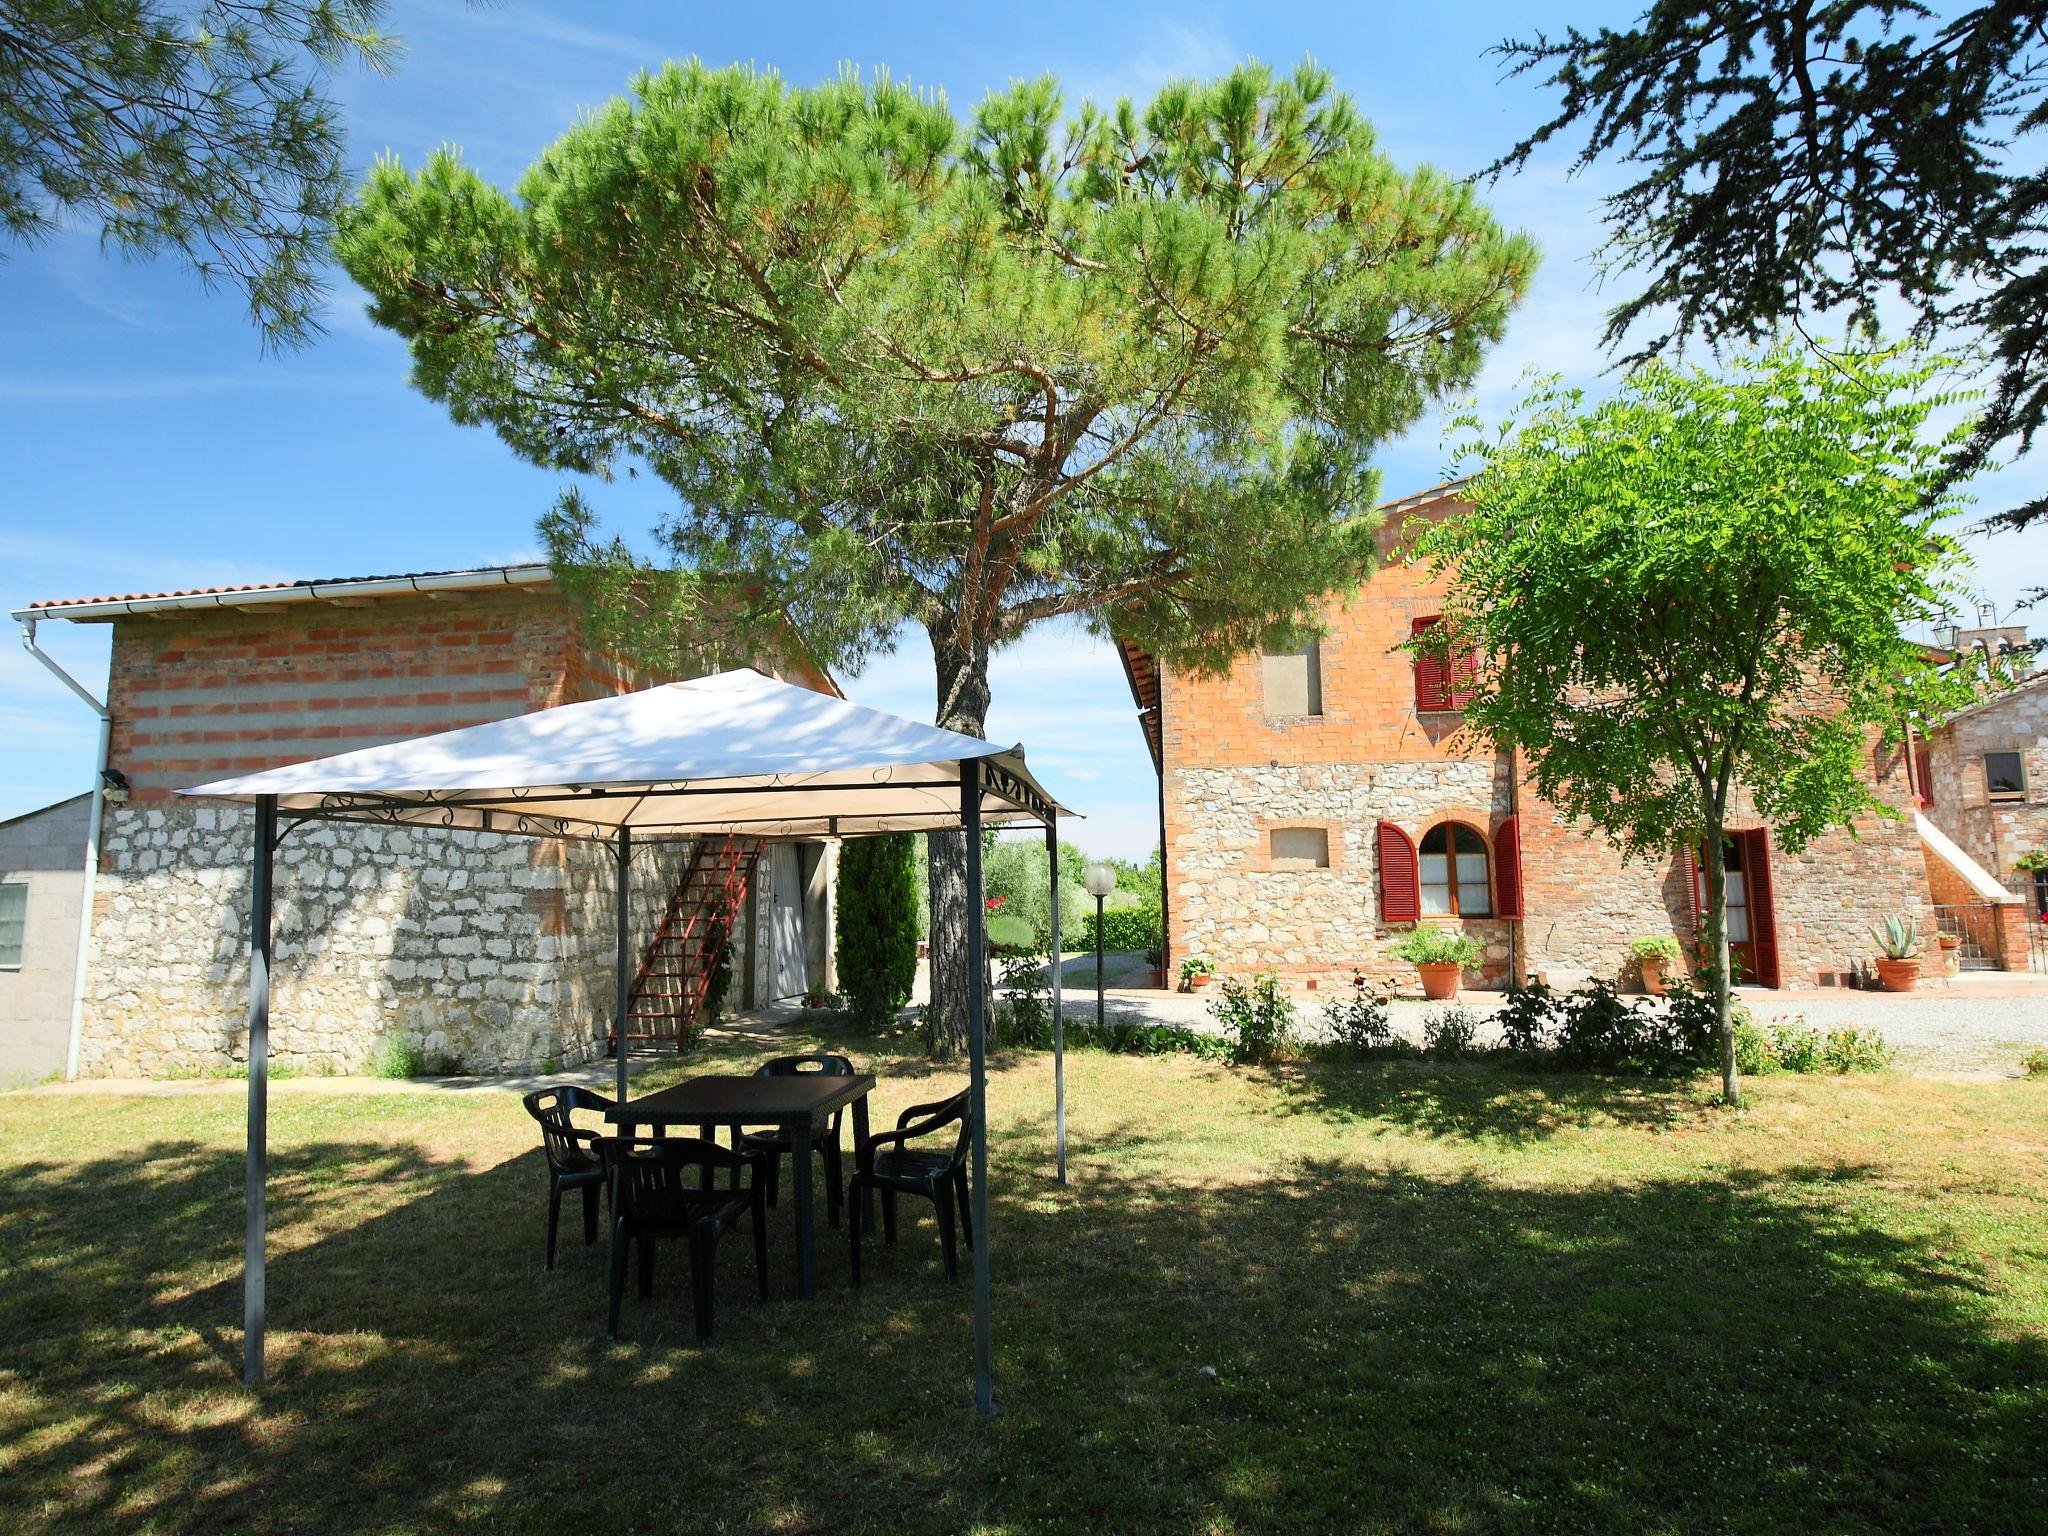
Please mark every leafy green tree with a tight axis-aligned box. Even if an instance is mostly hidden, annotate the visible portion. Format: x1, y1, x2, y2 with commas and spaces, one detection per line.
1492, 1, 2048, 538
1418, 345, 1973, 1103
335, 58, 1535, 1050
983, 835, 1086, 951
834, 832, 918, 1028
2, 0, 399, 344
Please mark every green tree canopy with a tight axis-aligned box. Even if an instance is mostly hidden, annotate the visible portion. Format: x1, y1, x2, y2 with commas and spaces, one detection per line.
1492, 1, 2048, 538
3, 0, 399, 344
1418, 344, 1974, 1102
335, 57, 1535, 1048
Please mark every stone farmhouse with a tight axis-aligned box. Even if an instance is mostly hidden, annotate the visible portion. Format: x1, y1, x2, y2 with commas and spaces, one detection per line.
1915, 654, 2048, 926
12, 567, 839, 1078
1119, 480, 2038, 993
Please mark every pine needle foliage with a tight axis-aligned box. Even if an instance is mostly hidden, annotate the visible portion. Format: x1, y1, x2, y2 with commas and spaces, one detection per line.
2, 0, 400, 345
336, 58, 1536, 1048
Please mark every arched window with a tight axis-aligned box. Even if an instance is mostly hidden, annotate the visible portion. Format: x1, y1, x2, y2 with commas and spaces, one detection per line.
1419, 824, 1490, 916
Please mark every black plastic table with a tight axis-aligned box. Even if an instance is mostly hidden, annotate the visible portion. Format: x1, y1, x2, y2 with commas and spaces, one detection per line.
605, 1073, 875, 1298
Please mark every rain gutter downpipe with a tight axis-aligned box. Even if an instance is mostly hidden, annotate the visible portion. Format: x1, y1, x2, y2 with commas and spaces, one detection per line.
18, 618, 110, 1081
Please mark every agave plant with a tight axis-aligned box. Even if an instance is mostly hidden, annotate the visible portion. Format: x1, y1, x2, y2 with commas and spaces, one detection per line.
1870, 915, 1921, 960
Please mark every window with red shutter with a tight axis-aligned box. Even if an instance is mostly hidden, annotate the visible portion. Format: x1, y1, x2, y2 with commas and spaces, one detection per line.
1913, 744, 1933, 806
1377, 821, 1420, 923
1413, 615, 1479, 712
1493, 817, 1522, 918
1412, 616, 1450, 712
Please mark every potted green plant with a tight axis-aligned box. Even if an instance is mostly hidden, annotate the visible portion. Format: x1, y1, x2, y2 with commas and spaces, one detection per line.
1387, 926, 1483, 1001
1178, 955, 1217, 992
1871, 914, 1923, 992
1629, 935, 1683, 996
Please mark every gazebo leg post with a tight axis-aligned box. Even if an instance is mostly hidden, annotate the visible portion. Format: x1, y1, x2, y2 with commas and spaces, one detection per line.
614, 826, 632, 1106
243, 793, 276, 1387
962, 763, 995, 1418
1046, 817, 1064, 1186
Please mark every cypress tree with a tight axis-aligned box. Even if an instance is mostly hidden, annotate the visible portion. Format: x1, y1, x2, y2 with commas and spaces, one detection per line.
835, 833, 918, 1028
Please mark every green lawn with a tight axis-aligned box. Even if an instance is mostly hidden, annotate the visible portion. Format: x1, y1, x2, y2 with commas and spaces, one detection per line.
2, 1032, 2045, 1535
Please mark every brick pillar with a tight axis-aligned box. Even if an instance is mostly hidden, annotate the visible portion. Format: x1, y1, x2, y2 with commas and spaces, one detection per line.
1994, 901, 2032, 971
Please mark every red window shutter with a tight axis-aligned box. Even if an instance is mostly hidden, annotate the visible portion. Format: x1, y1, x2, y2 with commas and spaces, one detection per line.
1681, 842, 1705, 924
1377, 821, 1420, 923
1493, 817, 1523, 918
1448, 643, 1481, 708
1412, 616, 1450, 712
1743, 828, 1782, 988
1913, 744, 1933, 806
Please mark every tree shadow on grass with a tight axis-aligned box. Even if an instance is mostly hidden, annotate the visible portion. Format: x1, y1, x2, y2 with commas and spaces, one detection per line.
1, 1111, 2043, 1534
1264, 1054, 1718, 1144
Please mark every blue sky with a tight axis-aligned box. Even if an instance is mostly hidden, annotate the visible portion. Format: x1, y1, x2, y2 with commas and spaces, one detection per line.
4, 0, 2042, 853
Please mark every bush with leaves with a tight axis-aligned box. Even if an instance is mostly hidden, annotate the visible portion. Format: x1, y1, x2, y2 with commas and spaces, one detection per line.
992, 956, 1051, 1047
1424, 1007, 1482, 1058
1498, 981, 1566, 1054
835, 833, 919, 1028
1552, 980, 1715, 1076
1321, 974, 1394, 1054
1209, 973, 1296, 1065
1088, 904, 1161, 954
366, 1034, 422, 1080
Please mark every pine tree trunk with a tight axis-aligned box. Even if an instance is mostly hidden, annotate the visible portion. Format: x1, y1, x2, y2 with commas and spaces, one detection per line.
925, 630, 992, 1057
1703, 812, 1743, 1107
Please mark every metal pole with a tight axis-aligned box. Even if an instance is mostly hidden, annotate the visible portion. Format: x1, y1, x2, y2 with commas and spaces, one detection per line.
1046, 818, 1064, 1185
243, 794, 276, 1386
1094, 893, 1106, 1031
962, 762, 995, 1417
614, 826, 632, 1106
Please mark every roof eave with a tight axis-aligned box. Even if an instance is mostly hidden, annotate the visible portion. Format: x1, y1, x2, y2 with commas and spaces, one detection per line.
11, 565, 557, 624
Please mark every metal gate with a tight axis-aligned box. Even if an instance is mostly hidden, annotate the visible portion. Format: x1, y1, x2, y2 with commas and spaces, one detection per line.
1933, 902, 2003, 970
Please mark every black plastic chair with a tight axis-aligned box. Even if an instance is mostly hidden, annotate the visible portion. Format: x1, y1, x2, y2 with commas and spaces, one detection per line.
522, 1085, 615, 1270
738, 1053, 855, 1228
847, 1089, 972, 1284
601, 1136, 768, 1342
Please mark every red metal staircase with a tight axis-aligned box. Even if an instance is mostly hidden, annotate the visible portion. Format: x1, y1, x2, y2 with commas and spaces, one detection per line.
614, 835, 763, 1052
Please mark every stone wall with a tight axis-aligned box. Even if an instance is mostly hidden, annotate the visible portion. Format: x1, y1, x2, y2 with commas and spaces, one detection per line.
1921, 675, 2048, 879
78, 803, 706, 1077
1170, 758, 1516, 989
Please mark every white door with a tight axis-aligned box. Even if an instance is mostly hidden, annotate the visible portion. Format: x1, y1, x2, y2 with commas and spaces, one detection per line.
770, 843, 809, 999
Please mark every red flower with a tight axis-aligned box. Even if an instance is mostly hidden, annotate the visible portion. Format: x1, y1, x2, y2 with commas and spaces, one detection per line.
986, 895, 1007, 911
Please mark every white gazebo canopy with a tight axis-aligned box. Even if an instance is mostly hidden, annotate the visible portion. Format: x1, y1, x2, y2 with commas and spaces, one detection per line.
185, 667, 1077, 1419
185, 667, 1068, 838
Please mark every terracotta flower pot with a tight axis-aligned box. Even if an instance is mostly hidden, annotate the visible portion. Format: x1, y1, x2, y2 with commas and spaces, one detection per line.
1875, 956, 1921, 992
1640, 955, 1671, 997
1191, 972, 1214, 989
1417, 962, 1462, 1001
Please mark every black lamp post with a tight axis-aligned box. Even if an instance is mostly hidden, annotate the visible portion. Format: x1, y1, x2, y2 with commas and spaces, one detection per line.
1082, 863, 1117, 1031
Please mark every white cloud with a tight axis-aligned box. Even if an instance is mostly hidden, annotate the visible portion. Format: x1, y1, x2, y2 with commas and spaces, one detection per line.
1057, 15, 1239, 109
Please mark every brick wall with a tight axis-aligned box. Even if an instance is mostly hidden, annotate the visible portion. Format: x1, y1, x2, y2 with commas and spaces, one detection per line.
108, 590, 573, 802
1159, 495, 1938, 992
